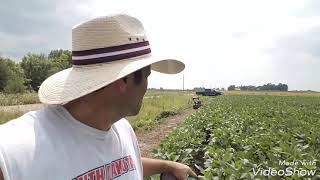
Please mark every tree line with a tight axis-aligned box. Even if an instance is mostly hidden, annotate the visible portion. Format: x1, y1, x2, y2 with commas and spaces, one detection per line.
0, 50, 72, 94
228, 83, 288, 91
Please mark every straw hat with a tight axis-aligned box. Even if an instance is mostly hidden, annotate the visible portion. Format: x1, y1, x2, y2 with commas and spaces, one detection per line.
38, 14, 185, 104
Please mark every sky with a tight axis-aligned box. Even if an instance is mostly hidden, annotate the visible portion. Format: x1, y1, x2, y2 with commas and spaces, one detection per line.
0, 0, 319, 91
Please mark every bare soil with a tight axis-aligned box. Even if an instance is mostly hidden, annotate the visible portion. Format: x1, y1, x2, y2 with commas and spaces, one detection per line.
136, 109, 195, 158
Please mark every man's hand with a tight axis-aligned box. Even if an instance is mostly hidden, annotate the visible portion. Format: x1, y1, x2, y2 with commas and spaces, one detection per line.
165, 161, 197, 180
142, 157, 197, 179
0, 169, 4, 180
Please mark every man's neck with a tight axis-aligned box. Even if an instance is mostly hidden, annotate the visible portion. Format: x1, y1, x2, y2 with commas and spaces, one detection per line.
63, 100, 122, 131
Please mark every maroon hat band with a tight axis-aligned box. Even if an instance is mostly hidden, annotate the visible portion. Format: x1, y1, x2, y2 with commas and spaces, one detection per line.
72, 41, 151, 65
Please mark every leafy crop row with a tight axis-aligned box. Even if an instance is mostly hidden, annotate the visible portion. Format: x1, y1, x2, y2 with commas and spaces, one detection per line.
155, 96, 320, 179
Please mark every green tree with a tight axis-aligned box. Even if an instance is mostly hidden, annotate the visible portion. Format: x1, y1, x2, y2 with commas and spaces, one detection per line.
20, 53, 52, 91
228, 85, 236, 91
4, 74, 26, 93
277, 83, 288, 91
0, 58, 10, 91
48, 49, 72, 74
0, 57, 26, 93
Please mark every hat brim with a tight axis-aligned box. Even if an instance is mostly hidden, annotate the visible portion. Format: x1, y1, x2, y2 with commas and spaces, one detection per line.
38, 55, 185, 104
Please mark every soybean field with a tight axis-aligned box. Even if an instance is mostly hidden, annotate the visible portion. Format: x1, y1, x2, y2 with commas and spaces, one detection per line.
155, 95, 320, 179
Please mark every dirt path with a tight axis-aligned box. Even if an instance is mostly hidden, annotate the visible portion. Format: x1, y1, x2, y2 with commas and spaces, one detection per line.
136, 109, 195, 158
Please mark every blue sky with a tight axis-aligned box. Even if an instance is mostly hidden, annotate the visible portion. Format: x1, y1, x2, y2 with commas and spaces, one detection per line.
0, 0, 319, 91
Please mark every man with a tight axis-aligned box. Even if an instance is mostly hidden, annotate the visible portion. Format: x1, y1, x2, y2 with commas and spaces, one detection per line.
0, 14, 196, 179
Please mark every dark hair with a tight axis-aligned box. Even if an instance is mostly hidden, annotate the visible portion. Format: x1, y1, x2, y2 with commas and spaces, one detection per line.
92, 67, 146, 95
122, 69, 143, 85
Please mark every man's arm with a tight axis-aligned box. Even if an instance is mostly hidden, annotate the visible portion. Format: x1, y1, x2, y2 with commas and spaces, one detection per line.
0, 169, 4, 180
142, 157, 196, 179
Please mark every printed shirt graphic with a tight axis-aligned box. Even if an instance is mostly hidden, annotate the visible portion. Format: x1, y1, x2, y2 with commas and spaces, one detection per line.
0, 105, 143, 180
74, 155, 137, 180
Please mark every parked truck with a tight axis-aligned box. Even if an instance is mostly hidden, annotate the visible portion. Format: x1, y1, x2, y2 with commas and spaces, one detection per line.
196, 88, 223, 96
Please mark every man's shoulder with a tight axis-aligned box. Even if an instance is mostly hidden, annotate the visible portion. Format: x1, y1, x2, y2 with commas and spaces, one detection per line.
0, 106, 61, 138
0, 113, 37, 160
0, 111, 37, 142
114, 118, 132, 129
113, 118, 137, 140
0, 111, 36, 130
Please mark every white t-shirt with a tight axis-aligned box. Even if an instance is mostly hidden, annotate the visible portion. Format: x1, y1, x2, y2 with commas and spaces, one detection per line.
0, 105, 143, 180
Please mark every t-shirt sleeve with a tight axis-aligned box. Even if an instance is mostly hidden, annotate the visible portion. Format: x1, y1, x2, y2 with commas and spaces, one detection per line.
0, 113, 35, 180
119, 119, 141, 155
0, 127, 11, 180
0, 150, 10, 180
117, 118, 143, 175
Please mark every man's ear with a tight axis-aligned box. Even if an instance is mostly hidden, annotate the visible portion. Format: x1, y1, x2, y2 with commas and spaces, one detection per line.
117, 78, 128, 93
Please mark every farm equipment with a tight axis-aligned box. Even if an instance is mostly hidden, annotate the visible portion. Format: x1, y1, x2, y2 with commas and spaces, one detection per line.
196, 88, 223, 96
192, 96, 202, 109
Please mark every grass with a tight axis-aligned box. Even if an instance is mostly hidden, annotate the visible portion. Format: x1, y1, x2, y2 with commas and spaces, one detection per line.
0, 111, 24, 124
0, 92, 40, 106
127, 94, 193, 132
145, 89, 194, 97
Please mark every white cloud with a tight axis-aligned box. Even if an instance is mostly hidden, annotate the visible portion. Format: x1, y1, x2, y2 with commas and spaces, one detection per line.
1, 0, 320, 90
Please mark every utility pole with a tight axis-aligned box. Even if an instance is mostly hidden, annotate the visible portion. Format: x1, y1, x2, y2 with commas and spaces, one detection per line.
183, 74, 184, 91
